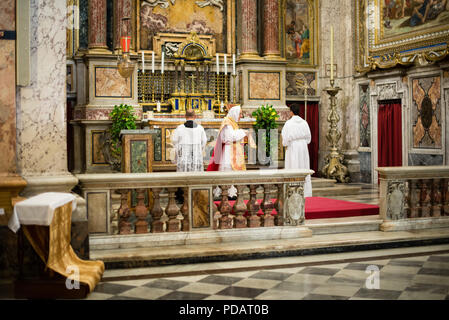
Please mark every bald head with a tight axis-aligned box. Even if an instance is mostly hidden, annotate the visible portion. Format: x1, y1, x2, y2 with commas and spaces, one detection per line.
185, 109, 195, 120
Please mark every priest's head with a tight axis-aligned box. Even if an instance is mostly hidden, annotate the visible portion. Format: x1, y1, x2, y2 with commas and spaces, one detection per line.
185, 109, 195, 120
228, 105, 242, 122
289, 103, 301, 117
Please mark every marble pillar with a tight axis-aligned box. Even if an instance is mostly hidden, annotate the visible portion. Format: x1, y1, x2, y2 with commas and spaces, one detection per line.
262, 0, 280, 58
88, 0, 108, 51
113, 0, 132, 52
240, 0, 259, 58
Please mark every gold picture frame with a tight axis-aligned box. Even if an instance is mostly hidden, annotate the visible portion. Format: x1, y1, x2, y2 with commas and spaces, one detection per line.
355, 0, 449, 73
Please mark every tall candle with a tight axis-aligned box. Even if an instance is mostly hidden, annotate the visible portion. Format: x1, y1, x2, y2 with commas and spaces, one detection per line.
330, 26, 334, 81
161, 51, 165, 74
232, 54, 236, 75
157, 101, 161, 112
216, 54, 219, 74
142, 52, 145, 73
152, 51, 155, 73
224, 54, 227, 75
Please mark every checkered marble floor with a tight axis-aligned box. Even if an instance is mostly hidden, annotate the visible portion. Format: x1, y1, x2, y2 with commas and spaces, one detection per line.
87, 250, 449, 300
329, 183, 379, 205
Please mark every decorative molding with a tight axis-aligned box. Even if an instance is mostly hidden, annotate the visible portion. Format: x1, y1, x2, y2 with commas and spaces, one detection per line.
284, 182, 305, 226
386, 180, 406, 220
377, 82, 400, 101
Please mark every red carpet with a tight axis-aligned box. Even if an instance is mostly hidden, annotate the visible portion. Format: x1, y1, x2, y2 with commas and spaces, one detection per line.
214, 196, 379, 219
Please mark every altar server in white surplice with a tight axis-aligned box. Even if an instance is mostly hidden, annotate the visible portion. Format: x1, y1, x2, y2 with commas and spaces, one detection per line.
172, 109, 207, 172
281, 103, 312, 197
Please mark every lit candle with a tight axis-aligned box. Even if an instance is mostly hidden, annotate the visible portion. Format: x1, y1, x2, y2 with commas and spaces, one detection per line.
232, 54, 236, 75
161, 51, 165, 74
152, 51, 155, 73
216, 54, 219, 74
330, 26, 334, 81
220, 101, 224, 112
224, 54, 227, 75
157, 101, 161, 112
142, 52, 145, 73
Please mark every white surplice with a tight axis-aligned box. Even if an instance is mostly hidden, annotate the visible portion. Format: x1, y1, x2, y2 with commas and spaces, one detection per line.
281, 115, 312, 197
171, 122, 207, 172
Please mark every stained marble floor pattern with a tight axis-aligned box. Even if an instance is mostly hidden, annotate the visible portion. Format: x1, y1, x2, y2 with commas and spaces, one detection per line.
85, 249, 449, 300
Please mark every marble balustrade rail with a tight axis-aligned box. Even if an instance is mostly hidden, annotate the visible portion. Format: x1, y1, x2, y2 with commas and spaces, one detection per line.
76, 169, 313, 235
377, 166, 449, 226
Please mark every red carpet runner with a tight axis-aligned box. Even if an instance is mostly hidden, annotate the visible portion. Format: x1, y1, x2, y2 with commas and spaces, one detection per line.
214, 196, 379, 219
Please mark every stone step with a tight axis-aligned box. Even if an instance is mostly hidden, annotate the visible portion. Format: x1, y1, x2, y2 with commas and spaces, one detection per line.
311, 178, 337, 188
312, 185, 362, 197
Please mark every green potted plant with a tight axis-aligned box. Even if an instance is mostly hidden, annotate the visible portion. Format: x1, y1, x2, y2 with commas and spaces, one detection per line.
108, 104, 137, 171
252, 104, 279, 160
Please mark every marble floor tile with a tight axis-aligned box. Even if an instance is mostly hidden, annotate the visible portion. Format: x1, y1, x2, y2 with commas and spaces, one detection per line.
85, 292, 114, 300
311, 283, 361, 297
413, 274, 449, 286
249, 271, 293, 281
386, 260, 425, 268
378, 279, 413, 291
93, 282, 136, 295
284, 273, 332, 284
302, 293, 348, 300
108, 279, 154, 287
199, 275, 244, 286
119, 286, 172, 300
213, 270, 260, 278
298, 267, 340, 276
233, 278, 281, 290
255, 289, 309, 300
344, 263, 384, 271
215, 286, 266, 299
272, 280, 320, 293
168, 274, 210, 283
179, 282, 228, 295
379, 271, 416, 281
395, 255, 430, 262
381, 265, 422, 275
353, 288, 402, 300
428, 255, 449, 263
325, 276, 366, 287
204, 295, 251, 300
333, 269, 372, 280
403, 282, 449, 295
144, 278, 190, 290
157, 290, 209, 300
398, 291, 447, 300
418, 267, 449, 277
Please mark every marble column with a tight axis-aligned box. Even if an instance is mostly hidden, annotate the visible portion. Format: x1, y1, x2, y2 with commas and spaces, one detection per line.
262, 0, 280, 58
113, 0, 132, 52
240, 0, 259, 58
88, 0, 108, 51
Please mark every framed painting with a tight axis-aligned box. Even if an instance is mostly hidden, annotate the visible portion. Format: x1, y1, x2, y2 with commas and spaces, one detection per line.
355, 0, 449, 72
281, 0, 319, 67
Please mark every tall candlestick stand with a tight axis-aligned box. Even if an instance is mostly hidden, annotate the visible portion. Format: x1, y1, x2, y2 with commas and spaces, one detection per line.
161, 72, 165, 103
321, 79, 349, 183
224, 74, 228, 104
151, 72, 155, 102
232, 74, 237, 103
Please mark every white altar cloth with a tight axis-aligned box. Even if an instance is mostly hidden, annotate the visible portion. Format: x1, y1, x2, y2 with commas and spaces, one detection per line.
8, 192, 77, 233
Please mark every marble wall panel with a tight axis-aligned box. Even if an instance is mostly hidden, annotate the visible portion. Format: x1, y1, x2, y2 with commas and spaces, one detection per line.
95, 67, 132, 97
412, 76, 442, 149
191, 189, 211, 229
87, 192, 108, 233
359, 151, 371, 183
248, 71, 280, 100
0, 0, 15, 29
286, 72, 316, 97
16, 0, 68, 175
359, 85, 370, 148
408, 153, 443, 166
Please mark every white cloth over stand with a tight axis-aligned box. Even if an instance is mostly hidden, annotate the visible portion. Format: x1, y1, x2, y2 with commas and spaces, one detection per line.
8, 192, 77, 233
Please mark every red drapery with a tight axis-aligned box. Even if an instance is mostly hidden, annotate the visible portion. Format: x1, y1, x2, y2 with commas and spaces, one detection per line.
378, 101, 402, 168
286, 101, 319, 176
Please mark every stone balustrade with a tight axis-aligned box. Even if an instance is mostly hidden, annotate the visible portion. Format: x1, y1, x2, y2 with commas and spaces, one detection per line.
377, 166, 449, 231
76, 169, 313, 236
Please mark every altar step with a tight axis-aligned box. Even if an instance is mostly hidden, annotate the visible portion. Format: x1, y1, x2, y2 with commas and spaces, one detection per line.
311, 178, 362, 197
89, 225, 449, 270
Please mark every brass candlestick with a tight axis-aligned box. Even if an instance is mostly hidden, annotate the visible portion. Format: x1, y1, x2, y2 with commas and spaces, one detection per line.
224, 73, 228, 103
321, 79, 349, 183
232, 74, 237, 103
151, 72, 155, 102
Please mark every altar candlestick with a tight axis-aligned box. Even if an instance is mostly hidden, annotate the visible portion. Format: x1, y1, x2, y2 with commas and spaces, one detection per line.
232, 54, 236, 75
330, 26, 334, 81
142, 52, 145, 73
157, 101, 161, 112
216, 54, 219, 74
220, 101, 224, 113
152, 51, 155, 73
224, 54, 227, 75
161, 52, 165, 74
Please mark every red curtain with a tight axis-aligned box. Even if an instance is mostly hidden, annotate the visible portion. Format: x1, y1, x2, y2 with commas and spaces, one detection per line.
378, 101, 402, 168
286, 101, 319, 176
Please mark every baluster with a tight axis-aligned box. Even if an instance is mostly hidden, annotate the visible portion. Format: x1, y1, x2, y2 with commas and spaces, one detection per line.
233, 185, 247, 228
443, 178, 449, 216
420, 179, 432, 217
150, 188, 164, 233
247, 184, 261, 228
403, 180, 410, 219
431, 179, 442, 218
261, 184, 275, 227
218, 185, 233, 229
409, 180, 419, 218
274, 184, 284, 226
166, 187, 181, 232
212, 201, 221, 230
134, 189, 149, 233
181, 187, 189, 231
118, 189, 132, 234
